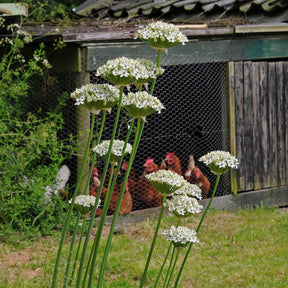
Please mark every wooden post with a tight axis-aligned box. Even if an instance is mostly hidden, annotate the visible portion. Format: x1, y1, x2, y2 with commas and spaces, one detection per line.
48, 46, 91, 194
228, 62, 238, 195
75, 47, 91, 194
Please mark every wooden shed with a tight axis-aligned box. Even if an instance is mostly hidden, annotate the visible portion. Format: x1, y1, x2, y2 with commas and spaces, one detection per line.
3, 0, 288, 210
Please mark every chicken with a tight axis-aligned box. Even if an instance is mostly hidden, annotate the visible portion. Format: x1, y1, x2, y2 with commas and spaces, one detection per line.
134, 158, 162, 210
163, 152, 182, 176
90, 165, 132, 216
108, 180, 132, 215
89, 166, 107, 198
184, 155, 210, 199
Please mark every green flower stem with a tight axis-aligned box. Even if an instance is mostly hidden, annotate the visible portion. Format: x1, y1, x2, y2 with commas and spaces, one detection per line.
68, 216, 87, 287
150, 50, 162, 95
165, 248, 179, 288
75, 86, 124, 288
153, 219, 180, 288
96, 118, 145, 288
140, 196, 167, 288
82, 119, 135, 288
163, 246, 176, 288
62, 110, 107, 288
51, 113, 96, 288
154, 243, 172, 288
173, 174, 221, 288
63, 213, 81, 288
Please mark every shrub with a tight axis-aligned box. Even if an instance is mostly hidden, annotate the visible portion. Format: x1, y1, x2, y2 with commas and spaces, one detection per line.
0, 16, 75, 237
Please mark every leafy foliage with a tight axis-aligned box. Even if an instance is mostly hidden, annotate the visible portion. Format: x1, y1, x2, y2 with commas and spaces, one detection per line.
0, 17, 75, 236
12, 0, 84, 22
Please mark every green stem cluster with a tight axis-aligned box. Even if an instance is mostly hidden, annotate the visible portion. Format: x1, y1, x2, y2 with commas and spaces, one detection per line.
153, 219, 180, 288
96, 118, 145, 288
140, 196, 166, 288
51, 113, 97, 288
173, 174, 221, 288
75, 87, 125, 288
53, 30, 164, 288
86, 119, 135, 288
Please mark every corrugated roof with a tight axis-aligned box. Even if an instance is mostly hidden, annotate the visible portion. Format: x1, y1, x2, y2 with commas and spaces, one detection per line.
73, 0, 288, 21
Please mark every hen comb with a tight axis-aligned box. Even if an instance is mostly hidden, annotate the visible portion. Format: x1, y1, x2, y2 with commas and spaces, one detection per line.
195, 166, 201, 178
122, 160, 128, 170
165, 152, 175, 160
92, 166, 98, 176
144, 158, 154, 166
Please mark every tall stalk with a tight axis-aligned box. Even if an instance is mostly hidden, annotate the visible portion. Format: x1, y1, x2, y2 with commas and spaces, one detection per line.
75, 86, 124, 288
82, 119, 135, 288
96, 118, 145, 288
63, 213, 81, 288
68, 216, 87, 287
153, 219, 180, 288
150, 50, 162, 95
62, 110, 107, 287
162, 246, 176, 288
51, 113, 96, 288
139, 49, 163, 288
173, 174, 221, 288
139, 196, 166, 287
165, 248, 179, 288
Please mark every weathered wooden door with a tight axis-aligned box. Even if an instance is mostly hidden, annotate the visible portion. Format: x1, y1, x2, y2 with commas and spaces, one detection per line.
230, 61, 288, 192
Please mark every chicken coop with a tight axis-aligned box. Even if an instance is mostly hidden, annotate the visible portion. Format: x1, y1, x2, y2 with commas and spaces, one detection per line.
4, 0, 288, 212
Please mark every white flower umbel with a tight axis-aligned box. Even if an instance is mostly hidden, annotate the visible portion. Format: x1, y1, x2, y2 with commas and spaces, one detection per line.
136, 21, 188, 51
135, 58, 165, 85
145, 170, 186, 196
163, 226, 199, 248
122, 91, 165, 121
70, 84, 119, 114
166, 194, 203, 218
92, 140, 132, 165
69, 195, 99, 217
199, 150, 239, 175
96, 57, 158, 86
173, 183, 202, 200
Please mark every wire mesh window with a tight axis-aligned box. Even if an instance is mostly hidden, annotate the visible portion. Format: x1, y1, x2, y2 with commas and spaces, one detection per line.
26, 46, 231, 213
90, 59, 231, 212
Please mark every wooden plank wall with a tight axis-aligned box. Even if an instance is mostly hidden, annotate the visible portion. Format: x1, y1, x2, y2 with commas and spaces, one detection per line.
231, 61, 288, 192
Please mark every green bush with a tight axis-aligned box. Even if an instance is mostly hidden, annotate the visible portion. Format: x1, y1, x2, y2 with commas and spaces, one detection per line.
0, 17, 75, 237
13, 0, 84, 22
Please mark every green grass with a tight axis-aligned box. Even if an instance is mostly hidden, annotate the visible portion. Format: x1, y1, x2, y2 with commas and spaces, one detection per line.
0, 207, 287, 287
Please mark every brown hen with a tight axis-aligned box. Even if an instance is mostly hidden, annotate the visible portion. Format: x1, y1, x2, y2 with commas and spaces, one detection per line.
184, 155, 210, 199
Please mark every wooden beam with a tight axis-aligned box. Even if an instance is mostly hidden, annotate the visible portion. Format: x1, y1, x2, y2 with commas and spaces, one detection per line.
85, 37, 288, 71
201, 186, 288, 212
235, 23, 288, 33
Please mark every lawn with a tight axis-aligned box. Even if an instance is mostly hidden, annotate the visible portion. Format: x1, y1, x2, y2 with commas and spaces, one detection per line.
0, 207, 287, 287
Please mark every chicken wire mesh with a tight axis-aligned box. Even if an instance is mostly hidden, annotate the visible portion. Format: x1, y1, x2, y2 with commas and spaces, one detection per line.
26, 47, 231, 214
89, 57, 230, 212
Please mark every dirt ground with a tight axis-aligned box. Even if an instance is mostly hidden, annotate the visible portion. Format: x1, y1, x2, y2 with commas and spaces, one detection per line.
0, 207, 161, 282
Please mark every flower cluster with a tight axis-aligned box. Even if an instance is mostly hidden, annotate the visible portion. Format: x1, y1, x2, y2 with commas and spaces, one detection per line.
145, 170, 186, 196
122, 91, 165, 120
137, 21, 188, 51
70, 84, 119, 114
199, 150, 239, 175
174, 183, 202, 200
166, 193, 203, 218
163, 226, 199, 248
96, 57, 158, 86
135, 58, 165, 85
92, 140, 132, 165
69, 195, 98, 218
